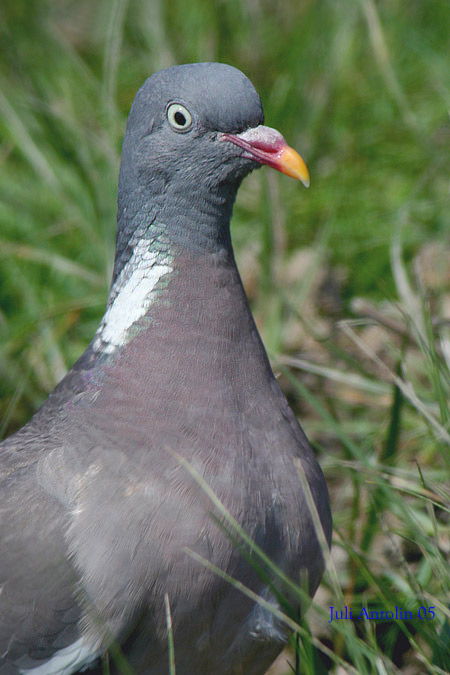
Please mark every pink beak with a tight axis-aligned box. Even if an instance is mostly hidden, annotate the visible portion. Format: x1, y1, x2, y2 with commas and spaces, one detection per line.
221, 125, 310, 187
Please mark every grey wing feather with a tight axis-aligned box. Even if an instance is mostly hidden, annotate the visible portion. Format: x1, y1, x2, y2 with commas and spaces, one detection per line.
0, 424, 82, 673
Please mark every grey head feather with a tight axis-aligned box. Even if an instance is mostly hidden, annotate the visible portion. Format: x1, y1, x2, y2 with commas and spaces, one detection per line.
114, 63, 265, 279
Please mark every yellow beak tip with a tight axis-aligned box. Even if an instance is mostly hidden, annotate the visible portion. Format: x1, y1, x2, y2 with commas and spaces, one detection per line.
278, 145, 310, 188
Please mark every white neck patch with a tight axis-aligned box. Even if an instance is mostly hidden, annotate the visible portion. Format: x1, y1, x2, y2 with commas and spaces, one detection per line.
94, 238, 172, 354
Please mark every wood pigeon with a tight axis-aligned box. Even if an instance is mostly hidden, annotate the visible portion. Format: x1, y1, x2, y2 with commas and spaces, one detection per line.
0, 62, 331, 675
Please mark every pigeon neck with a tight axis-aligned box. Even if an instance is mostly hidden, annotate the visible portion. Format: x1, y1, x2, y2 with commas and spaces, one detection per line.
115, 180, 238, 275
93, 182, 239, 355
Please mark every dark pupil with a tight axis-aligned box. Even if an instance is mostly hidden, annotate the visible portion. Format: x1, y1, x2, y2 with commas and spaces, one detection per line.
174, 111, 186, 126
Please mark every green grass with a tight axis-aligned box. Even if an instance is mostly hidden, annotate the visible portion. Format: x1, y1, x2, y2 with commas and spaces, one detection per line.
1, 1, 449, 672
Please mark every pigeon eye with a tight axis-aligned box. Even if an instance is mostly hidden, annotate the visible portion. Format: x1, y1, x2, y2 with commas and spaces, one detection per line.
166, 103, 193, 132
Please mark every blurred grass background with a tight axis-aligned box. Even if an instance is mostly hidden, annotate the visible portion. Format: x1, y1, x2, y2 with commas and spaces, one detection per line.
0, 0, 449, 673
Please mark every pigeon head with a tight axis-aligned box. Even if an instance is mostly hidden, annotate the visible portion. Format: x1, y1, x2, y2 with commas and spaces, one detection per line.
116, 62, 309, 262
127, 62, 265, 139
